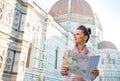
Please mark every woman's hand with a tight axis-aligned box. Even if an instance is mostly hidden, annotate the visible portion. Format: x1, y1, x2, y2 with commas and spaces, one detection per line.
91, 68, 99, 78
60, 65, 69, 76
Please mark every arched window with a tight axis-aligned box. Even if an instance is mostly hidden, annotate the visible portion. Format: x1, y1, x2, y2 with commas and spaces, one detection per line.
55, 47, 59, 69
26, 43, 33, 68
106, 54, 111, 64
0, 56, 3, 68
112, 59, 115, 64
101, 58, 104, 64
99, 76, 102, 81
0, 56, 3, 61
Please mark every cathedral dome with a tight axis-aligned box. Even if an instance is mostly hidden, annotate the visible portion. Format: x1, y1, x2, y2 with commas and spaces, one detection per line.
98, 41, 117, 50
49, 0, 93, 17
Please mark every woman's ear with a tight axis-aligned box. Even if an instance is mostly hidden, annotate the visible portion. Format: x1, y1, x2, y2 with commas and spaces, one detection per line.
84, 35, 88, 42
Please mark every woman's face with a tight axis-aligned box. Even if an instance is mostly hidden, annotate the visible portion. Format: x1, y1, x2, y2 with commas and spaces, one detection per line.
74, 29, 88, 44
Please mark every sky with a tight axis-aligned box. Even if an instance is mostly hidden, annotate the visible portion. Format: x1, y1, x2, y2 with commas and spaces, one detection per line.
36, 0, 120, 50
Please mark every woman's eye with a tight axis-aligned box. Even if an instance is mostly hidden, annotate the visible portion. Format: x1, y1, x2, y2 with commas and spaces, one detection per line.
74, 33, 80, 36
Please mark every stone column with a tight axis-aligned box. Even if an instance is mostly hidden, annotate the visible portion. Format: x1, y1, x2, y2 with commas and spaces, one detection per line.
0, 47, 7, 81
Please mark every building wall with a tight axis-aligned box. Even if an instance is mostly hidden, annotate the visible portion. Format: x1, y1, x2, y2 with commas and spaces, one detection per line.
0, 0, 27, 81
0, 0, 47, 81
0, 0, 71, 81
44, 17, 66, 81
95, 49, 120, 81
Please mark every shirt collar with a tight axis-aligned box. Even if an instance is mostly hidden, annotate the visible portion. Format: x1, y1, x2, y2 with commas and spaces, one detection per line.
72, 45, 89, 54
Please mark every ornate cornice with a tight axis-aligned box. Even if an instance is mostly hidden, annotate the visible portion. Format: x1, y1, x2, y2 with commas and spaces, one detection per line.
17, 0, 33, 8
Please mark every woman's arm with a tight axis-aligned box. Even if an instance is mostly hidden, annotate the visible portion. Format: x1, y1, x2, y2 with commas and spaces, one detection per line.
60, 52, 69, 75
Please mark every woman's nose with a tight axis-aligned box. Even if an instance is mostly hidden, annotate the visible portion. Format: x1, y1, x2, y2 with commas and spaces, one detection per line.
74, 36, 76, 39
74, 34, 76, 37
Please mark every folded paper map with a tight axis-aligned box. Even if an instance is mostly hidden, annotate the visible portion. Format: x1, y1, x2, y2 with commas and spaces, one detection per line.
67, 50, 100, 80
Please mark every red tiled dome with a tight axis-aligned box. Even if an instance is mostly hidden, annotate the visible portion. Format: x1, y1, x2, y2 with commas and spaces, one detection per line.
98, 41, 117, 50
49, 0, 93, 17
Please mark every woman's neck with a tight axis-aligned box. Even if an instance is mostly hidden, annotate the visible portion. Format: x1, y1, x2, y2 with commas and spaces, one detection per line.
77, 44, 86, 53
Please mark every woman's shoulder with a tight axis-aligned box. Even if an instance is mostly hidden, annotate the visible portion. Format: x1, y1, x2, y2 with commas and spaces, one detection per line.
88, 51, 95, 56
87, 48, 96, 56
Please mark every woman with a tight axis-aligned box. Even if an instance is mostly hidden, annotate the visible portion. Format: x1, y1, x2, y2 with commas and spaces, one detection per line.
60, 25, 99, 81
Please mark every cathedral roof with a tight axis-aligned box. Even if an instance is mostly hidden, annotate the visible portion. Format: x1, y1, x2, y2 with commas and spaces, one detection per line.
49, 0, 93, 17
98, 41, 117, 50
